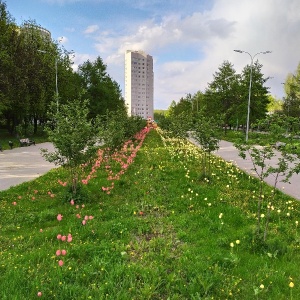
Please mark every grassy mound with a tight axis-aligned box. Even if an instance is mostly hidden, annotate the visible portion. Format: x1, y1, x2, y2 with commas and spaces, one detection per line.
0, 129, 299, 299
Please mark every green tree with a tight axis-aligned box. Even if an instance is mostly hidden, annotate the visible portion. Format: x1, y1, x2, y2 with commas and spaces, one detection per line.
168, 111, 192, 139
18, 21, 56, 135
191, 111, 221, 178
204, 61, 241, 129
41, 98, 99, 196
235, 116, 299, 241
100, 109, 146, 152
240, 60, 271, 126
283, 68, 300, 118
267, 95, 283, 114
78, 57, 125, 119
191, 91, 204, 115
0, 4, 79, 135
0, 0, 15, 122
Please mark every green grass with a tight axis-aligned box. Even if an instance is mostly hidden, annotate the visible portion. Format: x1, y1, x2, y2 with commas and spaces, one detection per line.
1, 129, 300, 299
220, 129, 300, 157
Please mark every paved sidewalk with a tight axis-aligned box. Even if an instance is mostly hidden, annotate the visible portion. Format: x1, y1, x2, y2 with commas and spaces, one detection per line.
189, 139, 300, 200
215, 140, 299, 200
0, 143, 57, 191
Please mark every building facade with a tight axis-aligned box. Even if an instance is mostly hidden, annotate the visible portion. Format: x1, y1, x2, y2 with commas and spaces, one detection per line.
125, 50, 154, 119
22, 23, 51, 40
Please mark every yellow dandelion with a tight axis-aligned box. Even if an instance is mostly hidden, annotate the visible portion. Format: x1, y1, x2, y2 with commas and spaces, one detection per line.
260, 284, 264, 289
289, 282, 294, 288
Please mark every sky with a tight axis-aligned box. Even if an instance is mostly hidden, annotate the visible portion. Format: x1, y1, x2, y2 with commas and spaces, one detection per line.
5, 0, 300, 109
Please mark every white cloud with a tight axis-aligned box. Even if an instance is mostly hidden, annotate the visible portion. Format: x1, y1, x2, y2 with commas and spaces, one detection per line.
72, 52, 97, 71
84, 25, 100, 34
42, 0, 82, 4
76, 0, 300, 109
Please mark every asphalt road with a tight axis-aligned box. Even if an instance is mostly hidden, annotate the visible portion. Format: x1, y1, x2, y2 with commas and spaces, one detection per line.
213, 140, 300, 200
0, 142, 57, 191
0, 140, 299, 200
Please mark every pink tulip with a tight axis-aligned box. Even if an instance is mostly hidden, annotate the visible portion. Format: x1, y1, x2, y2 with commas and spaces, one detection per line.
76, 214, 81, 219
67, 236, 72, 243
84, 215, 89, 220
89, 216, 94, 220
37, 291, 42, 297
57, 214, 63, 221
12, 202, 17, 206
61, 235, 66, 241
56, 249, 61, 256
58, 260, 64, 267
61, 249, 67, 256
82, 220, 86, 226
70, 199, 75, 205
57, 234, 62, 240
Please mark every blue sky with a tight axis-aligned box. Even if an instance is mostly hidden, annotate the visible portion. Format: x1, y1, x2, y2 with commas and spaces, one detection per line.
5, 0, 300, 109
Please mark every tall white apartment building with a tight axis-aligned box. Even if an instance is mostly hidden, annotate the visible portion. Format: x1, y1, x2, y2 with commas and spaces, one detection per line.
125, 50, 154, 119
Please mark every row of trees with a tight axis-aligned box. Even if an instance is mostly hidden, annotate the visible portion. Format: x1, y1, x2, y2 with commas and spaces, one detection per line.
156, 60, 300, 133
283, 64, 300, 118
158, 60, 272, 130
0, 1, 125, 136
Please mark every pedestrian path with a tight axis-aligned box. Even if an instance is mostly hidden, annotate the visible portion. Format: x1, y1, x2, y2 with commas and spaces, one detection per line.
190, 139, 300, 201
0, 142, 57, 191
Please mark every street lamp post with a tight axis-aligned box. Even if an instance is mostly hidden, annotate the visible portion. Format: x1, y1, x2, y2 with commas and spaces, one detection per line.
37, 50, 59, 112
234, 49, 271, 142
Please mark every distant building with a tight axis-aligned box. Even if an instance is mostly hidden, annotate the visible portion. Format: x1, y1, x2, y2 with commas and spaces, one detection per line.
125, 50, 154, 119
21, 23, 51, 40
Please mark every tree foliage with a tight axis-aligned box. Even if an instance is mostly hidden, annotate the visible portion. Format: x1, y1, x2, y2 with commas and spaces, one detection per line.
235, 120, 298, 241
41, 98, 99, 195
165, 60, 271, 132
0, 2, 123, 137
78, 57, 126, 119
192, 111, 221, 178
100, 109, 146, 152
241, 61, 270, 124
283, 65, 300, 118
204, 61, 241, 127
